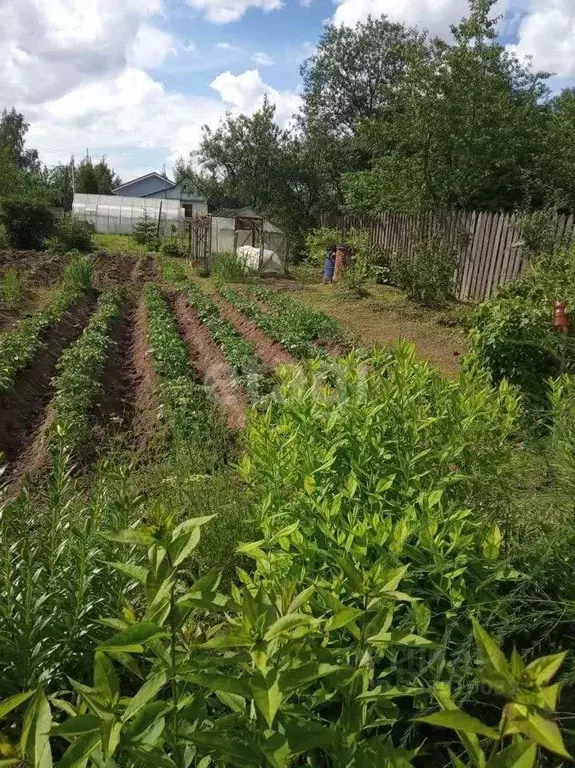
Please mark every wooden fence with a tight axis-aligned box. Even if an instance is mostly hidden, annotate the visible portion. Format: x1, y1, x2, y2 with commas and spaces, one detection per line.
317, 212, 575, 302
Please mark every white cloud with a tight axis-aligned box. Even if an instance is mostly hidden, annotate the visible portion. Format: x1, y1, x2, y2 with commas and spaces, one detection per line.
184, 0, 283, 24
510, 0, 575, 78
216, 42, 240, 51
253, 51, 275, 66
210, 69, 301, 125
332, 0, 476, 37
128, 24, 177, 69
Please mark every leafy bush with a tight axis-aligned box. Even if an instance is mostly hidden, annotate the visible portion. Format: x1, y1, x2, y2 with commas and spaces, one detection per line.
306, 226, 372, 265
45, 213, 94, 253
467, 245, 575, 403
210, 251, 252, 282
393, 234, 459, 307
160, 236, 187, 258
0, 198, 55, 250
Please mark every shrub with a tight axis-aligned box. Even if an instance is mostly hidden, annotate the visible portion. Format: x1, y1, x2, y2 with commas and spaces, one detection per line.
467, 245, 575, 404
0, 222, 9, 249
45, 214, 94, 254
160, 236, 186, 258
0, 198, 55, 250
393, 234, 459, 307
306, 226, 372, 266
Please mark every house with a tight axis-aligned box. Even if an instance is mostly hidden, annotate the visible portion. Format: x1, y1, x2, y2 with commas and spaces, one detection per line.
112, 172, 208, 218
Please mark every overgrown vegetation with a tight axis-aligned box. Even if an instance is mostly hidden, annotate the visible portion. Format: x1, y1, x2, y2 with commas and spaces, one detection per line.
46, 214, 95, 254
467, 244, 575, 404
210, 252, 253, 283
0, 199, 55, 250
393, 234, 460, 308
253, 285, 345, 344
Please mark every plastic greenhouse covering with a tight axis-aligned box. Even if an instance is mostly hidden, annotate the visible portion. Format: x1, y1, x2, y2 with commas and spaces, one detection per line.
72, 194, 183, 236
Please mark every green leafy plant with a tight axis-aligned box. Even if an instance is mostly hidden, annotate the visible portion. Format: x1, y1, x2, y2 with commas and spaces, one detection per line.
418, 621, 571, 765
0, 267, 25, 308
51, 288, 122, 451
219, 285, 321, 359
46, 214, 95, 254
0, 255, 93, 393
160, 237, 187, 259
0, 198, 55, 250
252, 285, 345, 344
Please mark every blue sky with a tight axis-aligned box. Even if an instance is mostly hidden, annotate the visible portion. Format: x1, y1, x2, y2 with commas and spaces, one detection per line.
1, 0, 574, 181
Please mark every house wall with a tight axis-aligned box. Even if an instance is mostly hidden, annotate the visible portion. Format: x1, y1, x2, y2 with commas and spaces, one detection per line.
115, 176, 173, 198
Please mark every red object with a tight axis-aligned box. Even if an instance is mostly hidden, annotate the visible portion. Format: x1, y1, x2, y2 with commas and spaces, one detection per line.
553, 301, 569, 334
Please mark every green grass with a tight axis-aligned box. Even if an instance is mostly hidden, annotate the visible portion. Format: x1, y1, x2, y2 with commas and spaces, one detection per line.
93, 233, 149, 254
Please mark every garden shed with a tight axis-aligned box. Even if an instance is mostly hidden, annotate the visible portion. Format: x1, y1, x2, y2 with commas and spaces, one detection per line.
72, 194, 183, 236
210, 207, 287, 274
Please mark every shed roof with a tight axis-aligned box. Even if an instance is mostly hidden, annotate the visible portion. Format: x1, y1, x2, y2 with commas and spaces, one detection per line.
212, 206, 283, 232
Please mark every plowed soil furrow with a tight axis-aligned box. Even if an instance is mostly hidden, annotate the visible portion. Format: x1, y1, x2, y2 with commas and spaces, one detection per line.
0, 297, 96, 472
132, 297, 162, 450
171, 291, 247, 432
212, 295, 296, 368
94, 299, 137, 442
131, 255, 159, 285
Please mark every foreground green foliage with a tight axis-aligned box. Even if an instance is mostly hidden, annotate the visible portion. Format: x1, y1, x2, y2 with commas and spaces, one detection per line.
0, 255, 93, 392
51, 288, 122, 452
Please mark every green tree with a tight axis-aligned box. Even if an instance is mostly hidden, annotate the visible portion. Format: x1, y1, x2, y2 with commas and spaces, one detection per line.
0, 108, 41, 174
75, 155, 121, 195
344, 0, 550, 213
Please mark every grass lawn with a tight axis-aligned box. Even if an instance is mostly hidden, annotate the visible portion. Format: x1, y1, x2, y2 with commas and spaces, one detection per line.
278, 265, 470, 376
93, 233, 149, 254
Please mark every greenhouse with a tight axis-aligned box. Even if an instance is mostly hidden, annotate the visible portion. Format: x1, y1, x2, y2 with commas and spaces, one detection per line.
72, 194, 183, 236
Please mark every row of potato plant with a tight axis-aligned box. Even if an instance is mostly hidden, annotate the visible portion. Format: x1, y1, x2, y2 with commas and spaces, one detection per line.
161, 259, 270, 399
1, 343, 570, 766
51, 288, 122, 452
144, 283, 228, 465
219, 285, 320, 359
252, 285, 345, 344
0, 256, 93, 393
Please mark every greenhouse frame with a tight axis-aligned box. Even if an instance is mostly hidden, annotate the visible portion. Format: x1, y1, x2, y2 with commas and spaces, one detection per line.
72, 194, 183, 236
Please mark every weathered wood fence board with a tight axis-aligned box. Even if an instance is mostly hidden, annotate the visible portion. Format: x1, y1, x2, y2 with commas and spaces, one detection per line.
317, 212, 575, 302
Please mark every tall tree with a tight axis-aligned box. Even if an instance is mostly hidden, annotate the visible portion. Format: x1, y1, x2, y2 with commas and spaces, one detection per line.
0, 108, 41, 174
344, 0, 550, 213
75, 155, 121, 195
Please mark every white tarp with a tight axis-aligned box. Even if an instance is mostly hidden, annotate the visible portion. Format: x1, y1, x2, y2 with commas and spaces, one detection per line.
236, 245, 283, 274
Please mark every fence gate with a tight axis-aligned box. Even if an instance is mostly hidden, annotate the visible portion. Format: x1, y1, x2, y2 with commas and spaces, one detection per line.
187, 215, 211, 269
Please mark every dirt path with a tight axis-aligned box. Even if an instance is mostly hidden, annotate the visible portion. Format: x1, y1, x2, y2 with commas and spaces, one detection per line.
0, 296, 96, 475
171, 291, 247, 431
212, 295, 296, 368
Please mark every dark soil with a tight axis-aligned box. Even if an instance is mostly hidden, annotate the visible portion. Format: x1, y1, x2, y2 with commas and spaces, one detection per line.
0, 296, 96, 475
131, 297, 162, 450
171, 291, 247, 431
212, 295, 296, 368
92, 252, 138, 289
314, 339, 350, 356
131, 254, 159, 285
